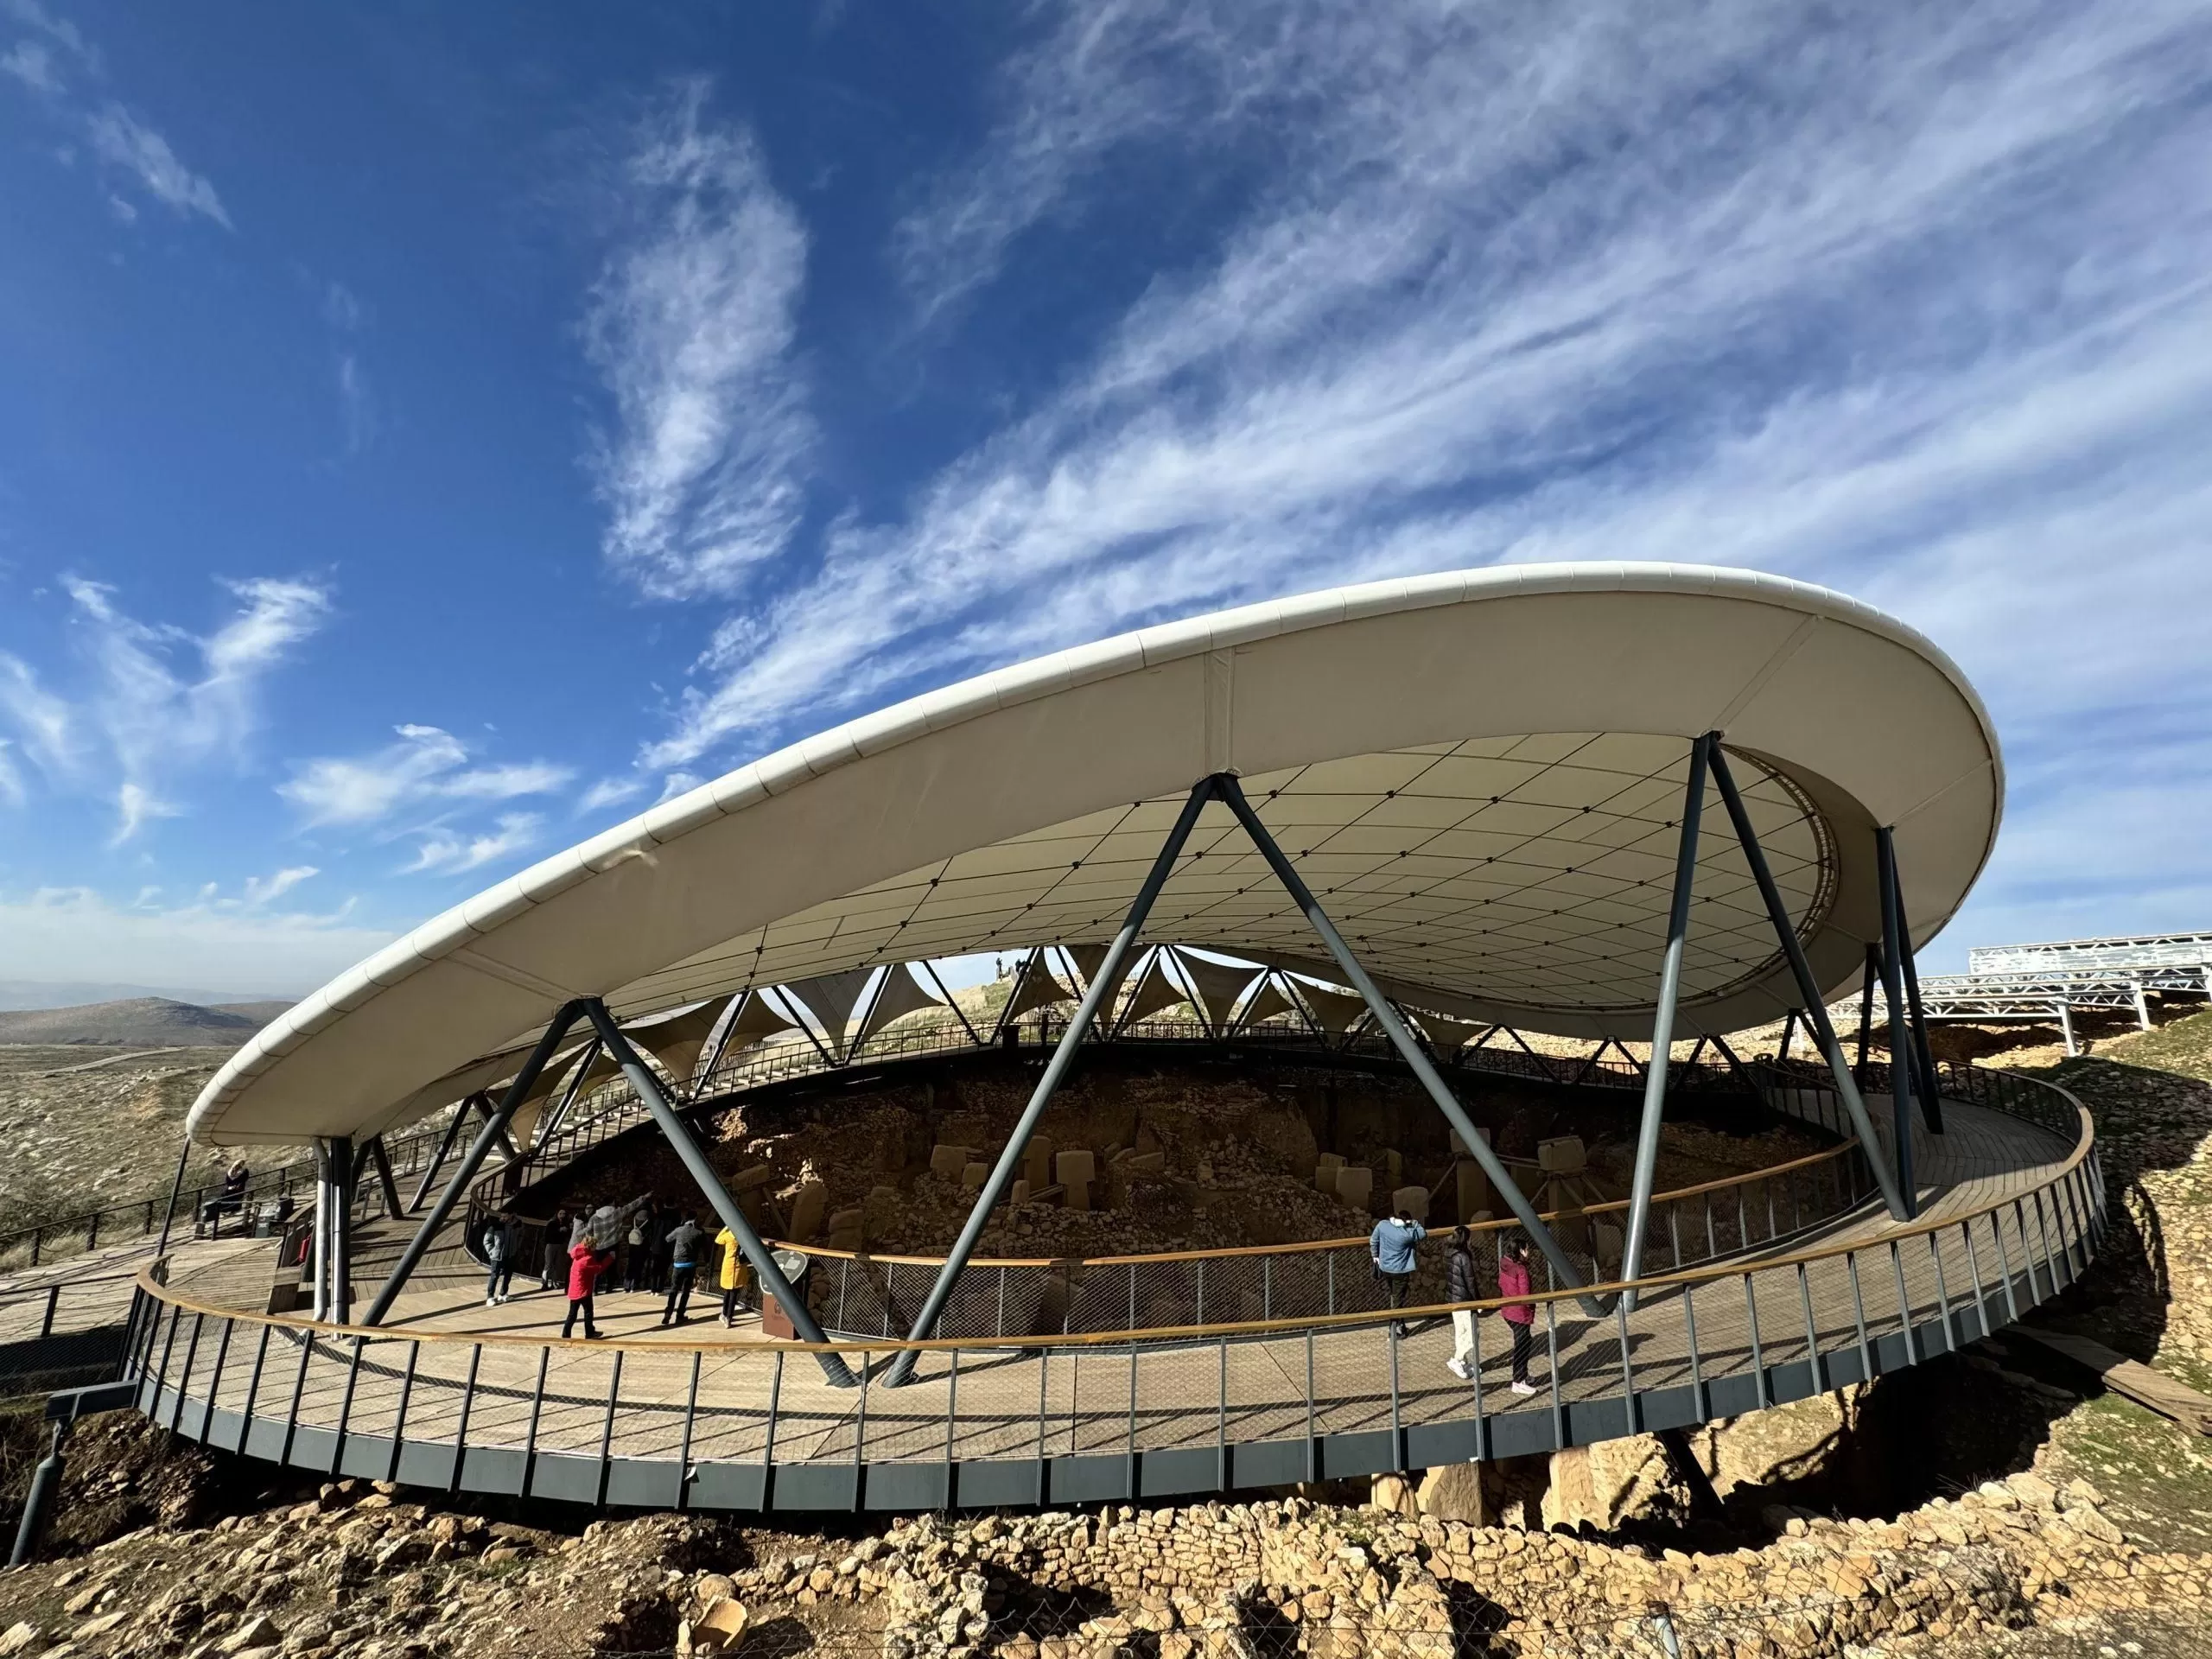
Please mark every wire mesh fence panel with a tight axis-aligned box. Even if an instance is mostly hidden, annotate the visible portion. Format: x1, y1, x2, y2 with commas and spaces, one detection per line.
1132, 1340, 1220, 1454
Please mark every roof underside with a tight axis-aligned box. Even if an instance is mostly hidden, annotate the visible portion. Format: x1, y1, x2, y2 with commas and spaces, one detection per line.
624, 733, 1829, 1021
188, 565, 2003, 1146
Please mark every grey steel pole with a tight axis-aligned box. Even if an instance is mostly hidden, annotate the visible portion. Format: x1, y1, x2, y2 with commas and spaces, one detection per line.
1854, 945, 1879, 1071
1707, 744, 1911, 1221
1214, 773, 1596, 1305
329, 1136, 354, 1325
885, 776, 1219, 1387
311, 1140, 333, 1322
7, 1422, 65, 1567
362, 1003, 584, 1326
1891, 895, 1945, 1135
1621, 734, 1710, 1311
154, 1136, 194, 1257
409, 1098, 474, 1214
1875, 828, 1919, 1220
366, 1136, 404, 1220
581, 999, 856, 1388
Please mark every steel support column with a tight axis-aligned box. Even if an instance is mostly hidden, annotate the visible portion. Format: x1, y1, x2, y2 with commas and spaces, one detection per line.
1887, 845, 1945, 1135
328, 1136, 354, 1325
1621, 734, 1710, 1310
311, 1141, 334, 1322
1874, 827, 1919, 1219
1854, 945, 1879, 1071
1215, 773, 1596, 1306
364, 1004, 585, 1327
885, 777, 1220, 1387
1707, 744, 1911, 1221
409, 1097, 474, 1215
581, 999, 856, 1389
472, 1096, 523, 1165
366, 1136, 404, 1220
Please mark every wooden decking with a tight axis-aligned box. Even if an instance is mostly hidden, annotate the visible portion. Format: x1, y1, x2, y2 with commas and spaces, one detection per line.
124, 1086, 2097, 1506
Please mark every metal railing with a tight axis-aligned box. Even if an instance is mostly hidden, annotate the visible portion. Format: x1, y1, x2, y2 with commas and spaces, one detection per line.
785, 1136, 1871, 1341
0, 1116, 454, 1276
122, 1066, 2098, 1512
462, 1010, 1850, 1302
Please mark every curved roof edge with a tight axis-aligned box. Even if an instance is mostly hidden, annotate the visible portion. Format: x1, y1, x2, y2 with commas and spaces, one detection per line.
188, 562, 2003, 1142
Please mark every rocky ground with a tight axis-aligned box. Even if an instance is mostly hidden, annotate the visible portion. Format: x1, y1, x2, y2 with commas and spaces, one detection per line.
0, 1407, 2204, 1659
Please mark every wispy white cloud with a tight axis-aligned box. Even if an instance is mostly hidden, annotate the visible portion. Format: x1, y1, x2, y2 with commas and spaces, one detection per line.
400, 812, 543, 875
583, 79, 814, 601
648, 0, 2212, 815
240, 865, 318, 908
575, 775, 645, 816
278, 724, 574, 830
0, 576, 331, 842
0, 37, 58, 92
110, 779, 178, 848
2, 3, 228, 230
86, 102, 229, 226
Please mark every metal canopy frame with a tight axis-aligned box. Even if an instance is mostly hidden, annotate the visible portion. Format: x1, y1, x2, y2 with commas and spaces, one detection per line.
580, 999, 855, 1389
363, 1006, 586, 1327
1707, 742, 1912, 1223
1619, 733, 1711, 1310
884, 771, 1599, 1388
1876, 828, 1923, 1217
884, 779, 1222, 1386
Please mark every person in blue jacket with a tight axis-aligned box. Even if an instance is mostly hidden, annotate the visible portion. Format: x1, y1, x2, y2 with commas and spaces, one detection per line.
1369, 1206, 1427, 1338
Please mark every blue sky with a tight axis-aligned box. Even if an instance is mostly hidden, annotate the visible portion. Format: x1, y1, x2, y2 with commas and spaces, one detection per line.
1, 0, 2209, 998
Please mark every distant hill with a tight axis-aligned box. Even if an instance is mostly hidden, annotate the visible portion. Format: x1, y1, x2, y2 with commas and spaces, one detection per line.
208, 1001, 298, 1027
0, 978, 294, 1013
0, 996, 288, 1048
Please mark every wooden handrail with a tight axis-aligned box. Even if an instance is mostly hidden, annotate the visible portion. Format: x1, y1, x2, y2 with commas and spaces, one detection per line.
758, 1138, 1862, 1269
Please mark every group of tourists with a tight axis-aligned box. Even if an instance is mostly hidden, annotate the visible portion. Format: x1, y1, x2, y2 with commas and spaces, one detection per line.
1367, 1209, 1541, 1396
474, 1199, 753, 1340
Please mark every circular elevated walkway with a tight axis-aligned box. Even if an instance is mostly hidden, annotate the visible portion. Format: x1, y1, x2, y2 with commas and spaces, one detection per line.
124, 1065, 2099, 1513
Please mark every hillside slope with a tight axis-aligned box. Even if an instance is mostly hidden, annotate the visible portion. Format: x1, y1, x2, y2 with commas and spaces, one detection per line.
0, 998, 270, 1048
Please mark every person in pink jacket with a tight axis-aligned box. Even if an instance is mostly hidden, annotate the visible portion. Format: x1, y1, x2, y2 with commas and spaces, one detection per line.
1496, 1238, 1538, 1396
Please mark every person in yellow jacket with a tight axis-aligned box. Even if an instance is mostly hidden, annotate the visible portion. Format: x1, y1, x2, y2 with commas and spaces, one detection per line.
715, 1224, 752, 1326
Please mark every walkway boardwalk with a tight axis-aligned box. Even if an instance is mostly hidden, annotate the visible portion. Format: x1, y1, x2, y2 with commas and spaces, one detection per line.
126, 1076, 2100, 1512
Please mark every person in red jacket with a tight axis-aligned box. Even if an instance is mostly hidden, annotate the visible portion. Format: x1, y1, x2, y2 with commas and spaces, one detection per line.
1496, 1237, 1538, 1395
562, 1236, 613, 1339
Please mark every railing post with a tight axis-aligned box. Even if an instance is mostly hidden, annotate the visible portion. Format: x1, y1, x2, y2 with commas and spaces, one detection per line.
387, 1340, 419, 1484
235, 1323, 271, 1455
1844, 1252, 1873, 1382
201, 1320, 234, 1446
1744, 1275, 1767, 1408
1681, 1280, 1707, 1420
1889, 1239, 1918, 1365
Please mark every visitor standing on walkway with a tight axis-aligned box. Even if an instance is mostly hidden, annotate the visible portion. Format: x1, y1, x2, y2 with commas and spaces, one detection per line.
715, 1223, 748, 1325
541, 1210, 570, 1290
1497, 1237, 1537, 1395
1370, 1206, 1427, 1338
481, 1210, 519, 1306
563, 1235, 613, 1338
662, 1215, 705, 1325
1444, 1226, 1481, 1379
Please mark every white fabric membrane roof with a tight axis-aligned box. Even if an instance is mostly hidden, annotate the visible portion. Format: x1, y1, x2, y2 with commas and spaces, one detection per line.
191, 564, 2002, 1146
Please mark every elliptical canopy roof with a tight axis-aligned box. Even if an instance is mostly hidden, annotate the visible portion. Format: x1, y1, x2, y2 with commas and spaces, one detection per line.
189, 563, 2002, 1145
